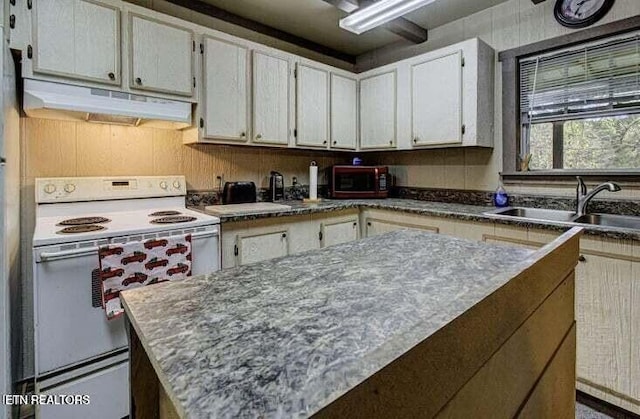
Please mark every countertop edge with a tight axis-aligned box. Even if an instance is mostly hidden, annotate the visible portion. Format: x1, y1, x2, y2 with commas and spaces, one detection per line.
192, 200, 640, 241
121, 293, 188, 419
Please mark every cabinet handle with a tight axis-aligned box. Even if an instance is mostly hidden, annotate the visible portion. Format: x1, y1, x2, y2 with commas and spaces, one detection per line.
240, 132, 246, 137
256, 133, 262, 139
413, 137, 419, 143
108, 72, 115, 80
333, 141, 337, 145
578, 255, 586, 262
389, 140, 393, 146
323, 140, 327, 145
367, 222, 371, 226
281, 233, 287, 239
353, 222, 357, 228
135, 77, 142, 85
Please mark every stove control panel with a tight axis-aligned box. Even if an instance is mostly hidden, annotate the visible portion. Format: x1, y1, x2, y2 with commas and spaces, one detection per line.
35, 176, 187, 203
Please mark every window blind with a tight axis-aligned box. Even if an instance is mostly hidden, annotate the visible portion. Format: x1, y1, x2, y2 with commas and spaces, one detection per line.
520, 34, 640, 123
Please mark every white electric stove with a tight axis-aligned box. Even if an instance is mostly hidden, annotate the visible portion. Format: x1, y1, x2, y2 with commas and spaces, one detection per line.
32, 176, 220, 419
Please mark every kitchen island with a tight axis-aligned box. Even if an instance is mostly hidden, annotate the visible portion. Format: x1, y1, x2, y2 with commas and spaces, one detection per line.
122, 228, 582, 418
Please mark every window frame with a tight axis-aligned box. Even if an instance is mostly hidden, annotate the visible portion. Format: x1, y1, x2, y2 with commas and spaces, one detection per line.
499, 15, 640, 182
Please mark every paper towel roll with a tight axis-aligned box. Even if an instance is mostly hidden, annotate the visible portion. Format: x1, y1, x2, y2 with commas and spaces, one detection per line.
309, 162, 318, 201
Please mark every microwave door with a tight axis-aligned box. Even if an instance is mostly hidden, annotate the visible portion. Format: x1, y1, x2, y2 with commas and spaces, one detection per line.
336, 173, 374, 192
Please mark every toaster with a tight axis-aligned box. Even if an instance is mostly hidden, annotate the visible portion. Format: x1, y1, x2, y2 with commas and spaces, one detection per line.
222, 182, 257, 204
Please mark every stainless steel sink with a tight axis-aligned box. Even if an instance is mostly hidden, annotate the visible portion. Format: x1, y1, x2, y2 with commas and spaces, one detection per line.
487, 207, 577, 223
487, 207, 640, 230
572, 213, 640, 229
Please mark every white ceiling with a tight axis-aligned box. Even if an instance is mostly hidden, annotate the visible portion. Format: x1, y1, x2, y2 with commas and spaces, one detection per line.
195, 0, 511, 56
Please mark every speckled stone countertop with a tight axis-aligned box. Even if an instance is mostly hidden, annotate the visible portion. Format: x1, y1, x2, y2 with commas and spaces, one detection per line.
121, 230, 536, 418
193, 198, 640, 241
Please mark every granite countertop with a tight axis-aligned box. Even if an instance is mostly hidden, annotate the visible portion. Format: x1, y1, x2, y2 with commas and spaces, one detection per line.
193, 198, 640, 241
121, 230, 536, 418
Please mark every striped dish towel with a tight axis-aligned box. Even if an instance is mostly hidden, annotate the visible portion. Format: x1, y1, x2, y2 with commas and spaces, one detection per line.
98, 234, 192, 319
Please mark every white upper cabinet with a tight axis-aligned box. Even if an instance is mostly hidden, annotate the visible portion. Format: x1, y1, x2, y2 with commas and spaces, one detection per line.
360, 70, 397, 150
358, 38, 494, 150
330, 74, 357, 150
33, 0, 120, 85
252, 51, 290, 145
202, 37, 249, 142
129, 14, 194, 97
295, 64, 329, 148
412, 51, 463, 146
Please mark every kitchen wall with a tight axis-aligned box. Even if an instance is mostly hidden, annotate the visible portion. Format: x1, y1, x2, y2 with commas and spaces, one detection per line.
363, 0, 640, 196
21, 118, 344, 191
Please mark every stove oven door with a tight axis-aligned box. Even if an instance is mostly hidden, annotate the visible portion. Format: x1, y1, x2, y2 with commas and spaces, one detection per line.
33, 240, 127, 375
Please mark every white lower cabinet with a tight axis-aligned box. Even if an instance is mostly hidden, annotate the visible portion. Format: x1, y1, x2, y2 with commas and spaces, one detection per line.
237, 230, 289, 266
484, 225, 640, 415
37, 361, 129, 419
363, 210, 441, 237
221, 211, 358, 268
319, 215, 359, 248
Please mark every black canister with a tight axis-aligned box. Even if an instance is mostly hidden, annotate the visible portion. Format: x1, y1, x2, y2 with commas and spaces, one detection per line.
269, 171, 284, 201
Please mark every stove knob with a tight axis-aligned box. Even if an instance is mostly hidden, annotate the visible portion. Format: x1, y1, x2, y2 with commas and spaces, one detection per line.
173, 180, 181, 189
64, 183, 76, 193
44, 183, 56, 194
159, 181, 168, 190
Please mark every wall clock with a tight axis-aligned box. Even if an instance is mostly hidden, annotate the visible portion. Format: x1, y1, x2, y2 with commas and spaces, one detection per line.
554, 0, 615, 28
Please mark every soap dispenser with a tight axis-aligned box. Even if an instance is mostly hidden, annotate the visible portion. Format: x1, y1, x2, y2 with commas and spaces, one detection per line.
494, 184, 509, 208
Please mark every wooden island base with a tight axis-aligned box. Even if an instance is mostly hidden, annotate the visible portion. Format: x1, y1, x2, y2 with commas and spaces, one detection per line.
129, 228, 581, 419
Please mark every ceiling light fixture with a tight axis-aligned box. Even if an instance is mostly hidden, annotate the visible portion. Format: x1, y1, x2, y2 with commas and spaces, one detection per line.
339, 0, 436, 35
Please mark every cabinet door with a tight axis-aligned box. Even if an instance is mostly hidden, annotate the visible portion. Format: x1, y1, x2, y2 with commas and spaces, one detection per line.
575, 252, 635, 408
330, 74, 357, 150
360, 70, 396, 149
237, 230, 288, 266
34, 0, 120, 84
296, 64, 329, 148
366, 220, 405, 237
202, 37, 249, 141
365, 219, 435, 238
253, 51, 290, 145
321, 219, 359, 248
412, 51, 463, 146
129, 14, 194, 96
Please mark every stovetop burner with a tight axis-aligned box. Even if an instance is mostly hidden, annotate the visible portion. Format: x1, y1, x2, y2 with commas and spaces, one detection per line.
149, 210, 182, 217
150, 216, 197, 224
57, 216, 111, 226
56, 225, 107, 234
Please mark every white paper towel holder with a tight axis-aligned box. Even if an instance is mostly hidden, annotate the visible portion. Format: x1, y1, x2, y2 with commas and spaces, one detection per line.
303, 160, 322, 203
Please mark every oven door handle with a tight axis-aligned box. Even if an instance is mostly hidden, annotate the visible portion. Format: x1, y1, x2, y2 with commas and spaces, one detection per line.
190, 230, 219, 240
37, 247, 99, 263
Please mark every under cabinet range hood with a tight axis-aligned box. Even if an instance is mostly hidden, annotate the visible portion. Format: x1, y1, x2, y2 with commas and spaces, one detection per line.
23, 79, 192, 129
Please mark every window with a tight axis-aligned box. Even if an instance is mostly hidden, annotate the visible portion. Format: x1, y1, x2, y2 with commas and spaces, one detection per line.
519, 33, 640, 171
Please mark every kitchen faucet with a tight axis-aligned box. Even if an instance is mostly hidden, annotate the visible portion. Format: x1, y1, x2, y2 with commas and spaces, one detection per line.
576, 176, 621, 217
